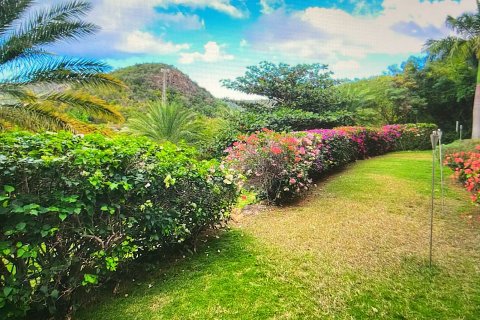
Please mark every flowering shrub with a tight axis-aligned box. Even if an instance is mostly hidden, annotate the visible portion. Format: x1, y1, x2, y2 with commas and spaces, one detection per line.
225, 129, 319, 202
226, 124, 435, 203
445, 147, 480, 203
0, 131, 240, 319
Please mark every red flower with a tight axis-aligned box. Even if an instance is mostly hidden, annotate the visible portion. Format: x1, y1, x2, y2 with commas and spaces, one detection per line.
271, 146, 282, 155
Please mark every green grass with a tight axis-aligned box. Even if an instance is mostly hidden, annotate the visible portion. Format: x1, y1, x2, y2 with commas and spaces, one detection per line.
444, 139, 480, 154
77, 151, 480, 319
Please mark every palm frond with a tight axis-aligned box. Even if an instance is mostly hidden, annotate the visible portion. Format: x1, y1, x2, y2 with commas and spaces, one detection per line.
1, 21, 98, 65
1, 56, 124, 90
0, 83, 35, 101
128, 102, 204, 144
41, 91, 124, 122
424, 36, 471, 60
41, 0, 93, 22
446, 13, 480, 39
0, 103, 75, 132
0, 0, 32, 35
0, 0, 98, 65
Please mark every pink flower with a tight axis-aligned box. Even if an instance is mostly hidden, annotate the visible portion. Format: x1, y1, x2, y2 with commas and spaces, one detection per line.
289, 178, 296, 185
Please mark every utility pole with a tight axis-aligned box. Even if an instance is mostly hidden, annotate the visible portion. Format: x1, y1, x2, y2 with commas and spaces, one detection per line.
161, 68, 170, 106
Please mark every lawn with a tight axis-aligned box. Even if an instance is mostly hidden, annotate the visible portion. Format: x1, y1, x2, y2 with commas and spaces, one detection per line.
77, 151, 480, 319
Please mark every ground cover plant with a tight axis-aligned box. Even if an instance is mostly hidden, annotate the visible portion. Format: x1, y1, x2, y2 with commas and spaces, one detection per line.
0, 131, 240, 319
225, 123, 436, 203
76, 151, 480, 319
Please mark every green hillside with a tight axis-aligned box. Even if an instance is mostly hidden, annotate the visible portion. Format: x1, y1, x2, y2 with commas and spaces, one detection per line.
91, 63, 226, 117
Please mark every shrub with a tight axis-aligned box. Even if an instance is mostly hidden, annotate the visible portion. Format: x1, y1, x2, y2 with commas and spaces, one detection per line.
0, 131, 240, 318
236, 109, 355, 133
226, 124, 435, 203
444, 148, 480, 203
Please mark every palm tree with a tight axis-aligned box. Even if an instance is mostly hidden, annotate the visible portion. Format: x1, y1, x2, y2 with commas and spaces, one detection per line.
127, 102, 205, 145
0, 0, 124, 132
424, 1, 480, 138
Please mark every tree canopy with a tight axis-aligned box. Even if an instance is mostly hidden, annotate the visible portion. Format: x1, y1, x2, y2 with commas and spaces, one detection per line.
221, 61, 341, 113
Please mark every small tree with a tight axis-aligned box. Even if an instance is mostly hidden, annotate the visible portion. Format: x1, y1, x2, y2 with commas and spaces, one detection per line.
221, 61, 340, 113
127, 102, 205, 145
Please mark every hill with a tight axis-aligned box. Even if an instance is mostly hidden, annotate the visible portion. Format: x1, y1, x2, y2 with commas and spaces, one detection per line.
91, 63, 225, 117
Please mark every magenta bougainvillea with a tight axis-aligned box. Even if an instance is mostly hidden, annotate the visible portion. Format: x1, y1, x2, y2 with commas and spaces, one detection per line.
225, 124, 436, 203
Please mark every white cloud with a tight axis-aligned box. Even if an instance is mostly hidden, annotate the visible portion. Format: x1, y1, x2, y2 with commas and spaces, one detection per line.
179, 41, 234, 64
249, 0, 477, 60
260, 0, 285, 14
155, 12, 205, 30
116, 31, 190, 54
240, 39, 249, 47
92, 0, 246, 24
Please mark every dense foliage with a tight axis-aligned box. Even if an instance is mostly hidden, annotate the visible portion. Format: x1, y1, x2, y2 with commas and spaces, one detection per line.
424, 1, 480, 138
0, 131, 240, 318
221, 61, 342, 113
225, 124, 436, 203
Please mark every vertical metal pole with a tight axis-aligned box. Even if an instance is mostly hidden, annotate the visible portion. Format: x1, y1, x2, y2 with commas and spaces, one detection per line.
430, 146, 435, 268
438, 129, 445, 213
456, 121, 459, 133
460, 125, 463, 141
429, 131, 439, 268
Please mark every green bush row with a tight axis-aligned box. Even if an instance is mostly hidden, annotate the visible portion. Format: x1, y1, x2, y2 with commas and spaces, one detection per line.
0, 132, 240, 318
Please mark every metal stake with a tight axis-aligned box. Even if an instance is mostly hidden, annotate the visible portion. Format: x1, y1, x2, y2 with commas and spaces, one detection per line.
429, 131, 439, 268
437, 129, 445, 214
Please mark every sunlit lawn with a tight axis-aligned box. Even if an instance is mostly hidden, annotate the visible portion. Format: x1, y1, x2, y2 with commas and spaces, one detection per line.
77, 151, 480, 319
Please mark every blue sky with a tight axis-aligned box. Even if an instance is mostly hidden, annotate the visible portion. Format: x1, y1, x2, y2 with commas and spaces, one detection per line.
49, 0, 476, 99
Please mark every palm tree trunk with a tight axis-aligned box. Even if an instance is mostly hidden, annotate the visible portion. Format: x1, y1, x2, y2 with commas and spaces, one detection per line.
472, 63, 480, 139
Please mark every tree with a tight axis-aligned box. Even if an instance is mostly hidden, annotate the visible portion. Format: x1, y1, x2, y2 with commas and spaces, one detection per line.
221, 61, 340, 113
0, 0, 124, 132
338, 73, 426, 125
424, 1, 480, 138
127, 102, 205, 145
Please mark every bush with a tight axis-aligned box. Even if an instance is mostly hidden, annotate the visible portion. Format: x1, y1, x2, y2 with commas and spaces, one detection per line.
445, 148, 480, 203
236, 109, 355, 133
0, 131, 240, 318
225, 124, 435, 203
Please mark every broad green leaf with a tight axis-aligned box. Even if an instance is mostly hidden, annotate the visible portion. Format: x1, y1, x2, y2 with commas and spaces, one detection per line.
3, 287, 13, 297
16, 222, 26, 231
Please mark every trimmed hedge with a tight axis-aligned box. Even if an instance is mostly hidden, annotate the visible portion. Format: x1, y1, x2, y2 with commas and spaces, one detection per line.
0, 132, 240, 318
225, 123, 436, 203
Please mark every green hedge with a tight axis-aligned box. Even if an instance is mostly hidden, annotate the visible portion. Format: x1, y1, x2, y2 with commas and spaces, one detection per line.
0, 132, 239, 318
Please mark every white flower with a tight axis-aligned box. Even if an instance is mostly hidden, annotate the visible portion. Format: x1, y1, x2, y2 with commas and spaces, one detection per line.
145, 182, 151, 188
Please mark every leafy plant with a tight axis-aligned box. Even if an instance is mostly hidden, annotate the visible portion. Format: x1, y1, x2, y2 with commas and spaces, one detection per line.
0, 0, 124, 132
0, 131, 240, 318
126, 102, 205, 145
